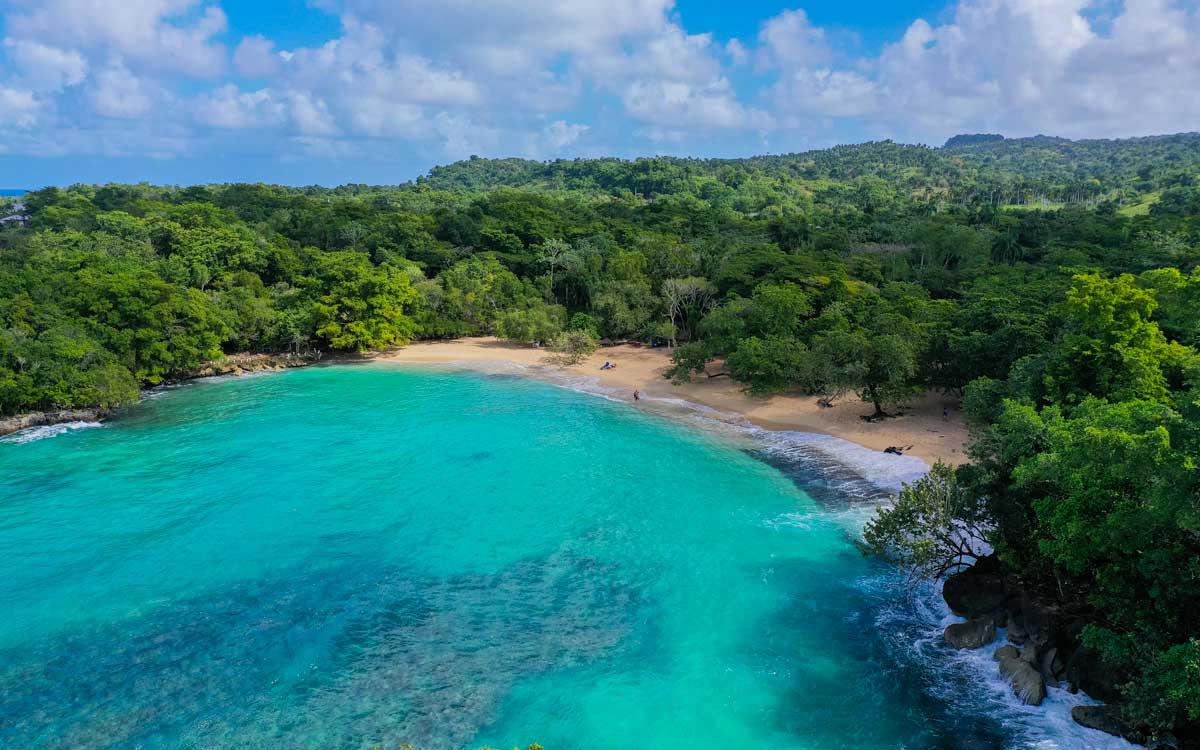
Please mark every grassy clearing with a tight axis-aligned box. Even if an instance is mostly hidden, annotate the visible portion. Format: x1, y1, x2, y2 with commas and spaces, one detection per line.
1118, 191, 1161, 217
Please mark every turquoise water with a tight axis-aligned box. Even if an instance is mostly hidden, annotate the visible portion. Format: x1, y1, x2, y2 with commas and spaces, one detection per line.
0, 365, 1107, 749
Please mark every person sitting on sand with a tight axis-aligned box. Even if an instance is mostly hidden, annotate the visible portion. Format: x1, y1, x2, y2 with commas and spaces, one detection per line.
883, 445, 914, 456
601, 361, 616, 370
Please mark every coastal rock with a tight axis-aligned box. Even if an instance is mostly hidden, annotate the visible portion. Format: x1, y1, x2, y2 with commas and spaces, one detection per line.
940, 552, 1008, 624
993, 645, 1019, 662
1014, 592, 1062, 651
1019, 644, 1038, 664
1065, 645, 1123, 703
997, 649, 1047, 705
945, 617, 997, 650
1071, 705, 1141, 743
0, 408, 105, 438
1006, 612, 1028, 645
943, 560, 1008, 625
176, 352, 318, 381
1039, 646, 1064, 683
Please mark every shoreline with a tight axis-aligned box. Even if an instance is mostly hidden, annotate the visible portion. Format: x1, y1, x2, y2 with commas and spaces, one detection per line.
3, 340, 1131, 747
3, 339, 969, 468
0, 352, 318, 439
376, 337, 968, 467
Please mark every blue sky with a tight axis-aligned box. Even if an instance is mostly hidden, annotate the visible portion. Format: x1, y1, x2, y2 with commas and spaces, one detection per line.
1, 0, 1198, 187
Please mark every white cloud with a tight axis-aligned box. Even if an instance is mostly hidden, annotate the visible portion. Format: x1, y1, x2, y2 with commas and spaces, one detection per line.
5, 0, 228, 78
331, 0, 675, 72
90, 66, 162, 119
725, 38, 749, 65
764, 0, 1200, 141
4, 0, 1200, 171
194, 85, 285, 129
0, 87, 43, 127
757, 9, 830, 69
287, 92, 339, 137
541, 120, 589, 150
233, 35, 282, 78
3, 39, 88, 92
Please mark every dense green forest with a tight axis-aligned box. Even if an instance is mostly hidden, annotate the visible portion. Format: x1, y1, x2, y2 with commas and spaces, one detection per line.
2, 133, 1198, 742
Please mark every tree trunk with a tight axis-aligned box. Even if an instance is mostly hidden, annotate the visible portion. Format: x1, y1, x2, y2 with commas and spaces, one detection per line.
867, 384, 886, 419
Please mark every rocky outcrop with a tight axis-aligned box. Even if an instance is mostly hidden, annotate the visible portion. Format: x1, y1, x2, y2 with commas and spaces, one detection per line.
1071, 705, 1140, 742
993, 645, 1019, 662
945, 617, 997, 650
941, 556, 1146, 738
942, 556, 1008, 625
996, 647, 1047, 705
179, 351, 319, 380
0, 408, 106, 438
1064, 645, 1123, 703
1, 352, 320, 439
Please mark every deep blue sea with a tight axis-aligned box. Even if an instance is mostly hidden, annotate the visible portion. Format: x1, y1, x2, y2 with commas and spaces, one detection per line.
0, 364, 1132, 749
0, 189, 26, 197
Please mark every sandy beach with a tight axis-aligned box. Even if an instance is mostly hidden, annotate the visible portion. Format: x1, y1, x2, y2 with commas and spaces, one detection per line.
378, 337, 968, 466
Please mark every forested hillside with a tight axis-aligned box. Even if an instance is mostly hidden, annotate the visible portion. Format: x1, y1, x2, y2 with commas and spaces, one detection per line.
1, 133, 1198, 743
422, 132, 1200, 209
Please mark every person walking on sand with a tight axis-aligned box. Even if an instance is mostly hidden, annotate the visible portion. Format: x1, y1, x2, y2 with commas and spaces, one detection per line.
633, 390, 641, 402
943, 407, 950, 422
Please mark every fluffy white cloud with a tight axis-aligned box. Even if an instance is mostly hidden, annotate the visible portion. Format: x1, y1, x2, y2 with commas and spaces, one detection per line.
0, 87, 43, 128
5, 0, 227, 77
329, 0, 674, 73
542, 120, 589, 151
757, 9, 831, 69
319, 0, 765, 135
3, 0, 1199, 172
3, 39, 88, 92
233, 35, 282, 78
194, 85, 285, 129
286, 92, 339, 137
766, 0, 1200, 141
90, 66, 164, 119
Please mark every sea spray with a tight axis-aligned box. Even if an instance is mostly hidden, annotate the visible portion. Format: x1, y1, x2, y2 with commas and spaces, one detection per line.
0, 420, 104, 444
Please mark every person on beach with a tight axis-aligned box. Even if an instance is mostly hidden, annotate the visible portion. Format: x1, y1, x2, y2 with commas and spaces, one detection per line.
942, 407, 949, 422
633, 390, 640, 401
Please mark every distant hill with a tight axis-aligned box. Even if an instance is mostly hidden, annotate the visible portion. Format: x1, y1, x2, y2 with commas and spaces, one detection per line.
944, 133, 1005, 148
415, 132, 1200, 208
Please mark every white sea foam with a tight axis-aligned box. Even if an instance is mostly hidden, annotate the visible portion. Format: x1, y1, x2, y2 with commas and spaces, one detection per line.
901, 580, 1142, 750
1, 420, 103, 444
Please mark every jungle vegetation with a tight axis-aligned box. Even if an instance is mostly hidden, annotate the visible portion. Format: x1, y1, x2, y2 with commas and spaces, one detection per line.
2, 132, 1198, 739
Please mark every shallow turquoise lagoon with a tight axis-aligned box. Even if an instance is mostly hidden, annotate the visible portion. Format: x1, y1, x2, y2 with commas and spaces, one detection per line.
0, 365, 1091, 749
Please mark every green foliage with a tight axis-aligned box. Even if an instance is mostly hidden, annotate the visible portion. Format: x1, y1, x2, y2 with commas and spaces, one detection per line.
863, 463, 990, 578
1122, 640, 1200, 737
311, 254, 419, 352
495, 303, 566, 344
726, 336, 808, 395
4, 133, 1200, 736
546, 330, 598, 365
1040, 274, 1192, 405
566, 312, 600, 337
665, 341, 716, 384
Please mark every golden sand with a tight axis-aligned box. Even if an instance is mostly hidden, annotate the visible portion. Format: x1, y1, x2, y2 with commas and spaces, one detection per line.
378, 337, 968, 466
